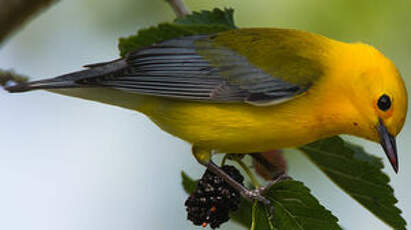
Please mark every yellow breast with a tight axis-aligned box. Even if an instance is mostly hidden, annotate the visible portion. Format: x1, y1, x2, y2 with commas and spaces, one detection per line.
140, 87, 350, 153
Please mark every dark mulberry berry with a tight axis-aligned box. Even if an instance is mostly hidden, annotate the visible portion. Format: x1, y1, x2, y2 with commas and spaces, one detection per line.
185, 165, 244, 229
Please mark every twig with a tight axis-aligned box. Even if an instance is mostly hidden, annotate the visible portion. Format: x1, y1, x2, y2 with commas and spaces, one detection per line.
234, 158, 260, 189
165, 0, 190, 17
0, 0, 58, 43
0, 70, 28, 87
250, 201, 258, 230
0, 0, 58, 84
0, 0, 190, 87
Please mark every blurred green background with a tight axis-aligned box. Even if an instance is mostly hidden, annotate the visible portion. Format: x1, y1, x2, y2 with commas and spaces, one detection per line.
1, 0, 410, 229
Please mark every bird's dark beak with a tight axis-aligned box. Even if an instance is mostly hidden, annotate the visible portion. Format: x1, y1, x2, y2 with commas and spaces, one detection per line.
377, 118, 398, 173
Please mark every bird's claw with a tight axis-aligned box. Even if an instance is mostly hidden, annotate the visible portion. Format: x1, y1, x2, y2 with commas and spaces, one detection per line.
242, 189, 272, 206
241, 173, 291, 214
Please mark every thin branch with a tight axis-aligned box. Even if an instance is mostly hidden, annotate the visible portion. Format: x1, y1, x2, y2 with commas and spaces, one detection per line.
0, 70, 28, 87
0, 0, 190, 88
0, 0, 58, 43
0, 0, 58, 85
165, 0, 190, 17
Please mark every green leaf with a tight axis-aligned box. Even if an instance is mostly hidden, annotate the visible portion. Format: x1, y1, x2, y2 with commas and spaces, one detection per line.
300, 136, 407, 230
174, 8, 236, 29
118, 8, 235, 57
118, 23, 229, 57
264, 180, 341, 230
181, 171, 197, 194
252, 203, 274, 230
181, 172, 341, 230
231, 197, 254, 228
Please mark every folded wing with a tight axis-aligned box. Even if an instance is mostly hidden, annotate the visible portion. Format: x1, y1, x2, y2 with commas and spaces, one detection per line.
7, 29, 326, 106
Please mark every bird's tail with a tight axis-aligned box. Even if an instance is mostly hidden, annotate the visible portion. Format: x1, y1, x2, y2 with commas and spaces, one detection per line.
5, 79, 79, 93
5, 58, 127, 93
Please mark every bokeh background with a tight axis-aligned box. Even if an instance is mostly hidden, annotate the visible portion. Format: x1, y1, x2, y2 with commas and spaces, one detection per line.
1, 0, 410, 229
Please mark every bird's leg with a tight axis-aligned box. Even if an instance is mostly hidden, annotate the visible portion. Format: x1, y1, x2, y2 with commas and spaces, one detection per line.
192, 146, 280, 206
207, 161, 272, 205
250, 152, 288, 180
250, 152, 291, 192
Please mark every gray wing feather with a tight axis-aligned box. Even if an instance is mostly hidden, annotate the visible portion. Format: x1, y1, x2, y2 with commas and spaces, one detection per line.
7, 35, 304, 105
75, 35, 305, 105
7, 35, 310, 103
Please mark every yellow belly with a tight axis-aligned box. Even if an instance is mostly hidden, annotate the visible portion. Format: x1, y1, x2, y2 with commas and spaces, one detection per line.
49, 86, 347, 153
141, 96, 332, 153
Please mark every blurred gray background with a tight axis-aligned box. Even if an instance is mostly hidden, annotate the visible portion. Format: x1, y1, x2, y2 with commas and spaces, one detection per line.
1, 0, 410, 229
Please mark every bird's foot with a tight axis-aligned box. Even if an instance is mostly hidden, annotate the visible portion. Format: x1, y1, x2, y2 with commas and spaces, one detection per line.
191, 147, 290, 209
241, 173, 291, 206
205, 159, 290, 208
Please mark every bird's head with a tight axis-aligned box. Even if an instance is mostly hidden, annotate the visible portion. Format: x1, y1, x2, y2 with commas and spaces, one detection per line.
340, 43, 408, 173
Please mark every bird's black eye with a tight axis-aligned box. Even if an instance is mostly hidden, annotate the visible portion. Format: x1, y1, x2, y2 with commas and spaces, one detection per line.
377, 94, 391, 111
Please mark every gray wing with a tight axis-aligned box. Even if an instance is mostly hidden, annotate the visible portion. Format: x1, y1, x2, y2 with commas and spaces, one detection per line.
76, 35, 306, 105
6, 35, 307, 106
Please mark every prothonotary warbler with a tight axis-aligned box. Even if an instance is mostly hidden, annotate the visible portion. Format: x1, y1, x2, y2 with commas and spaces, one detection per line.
6, 28, 408, 203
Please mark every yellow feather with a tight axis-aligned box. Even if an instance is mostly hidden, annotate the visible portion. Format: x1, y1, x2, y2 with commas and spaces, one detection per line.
49, 28, 408, 155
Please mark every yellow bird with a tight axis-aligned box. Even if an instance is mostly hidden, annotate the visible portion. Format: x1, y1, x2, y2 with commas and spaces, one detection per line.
6, 28, 408, 202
